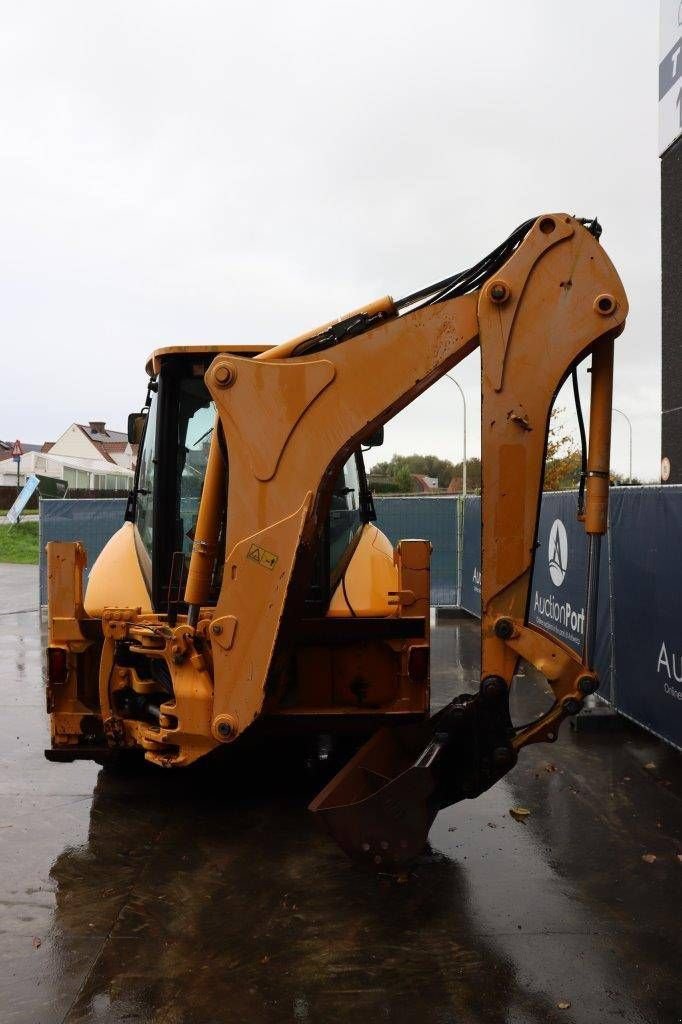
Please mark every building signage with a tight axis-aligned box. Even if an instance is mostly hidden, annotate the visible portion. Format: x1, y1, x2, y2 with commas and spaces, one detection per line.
660, 0, 682, 154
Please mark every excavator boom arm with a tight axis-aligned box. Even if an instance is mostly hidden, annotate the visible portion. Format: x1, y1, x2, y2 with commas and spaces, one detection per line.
182, 214, 627, 865
192, 215, 625, 758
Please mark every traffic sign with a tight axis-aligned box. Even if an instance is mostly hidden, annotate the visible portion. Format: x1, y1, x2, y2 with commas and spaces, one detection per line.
11, 439, 22, 460
660, 0, 682, 154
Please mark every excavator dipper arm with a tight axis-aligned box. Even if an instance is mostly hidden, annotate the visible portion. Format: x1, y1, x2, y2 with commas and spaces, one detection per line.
184, 214, 626, 866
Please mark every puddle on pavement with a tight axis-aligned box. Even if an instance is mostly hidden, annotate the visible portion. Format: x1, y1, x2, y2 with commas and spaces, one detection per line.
2, 594, 680, 1023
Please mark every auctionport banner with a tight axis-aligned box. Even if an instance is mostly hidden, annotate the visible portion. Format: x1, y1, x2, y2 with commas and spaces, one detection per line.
609, 488, 682, 749
459, 487, 682, 750
528, 492, 612, 696
460, 491, 612, 698
529, 492, 587, 652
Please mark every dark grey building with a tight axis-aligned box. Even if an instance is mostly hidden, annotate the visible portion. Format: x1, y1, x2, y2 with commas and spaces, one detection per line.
661, 138, 681, 482
660, 2, 682, 483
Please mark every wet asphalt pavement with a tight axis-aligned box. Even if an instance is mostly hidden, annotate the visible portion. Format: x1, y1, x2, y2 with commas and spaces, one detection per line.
2, 564, 682, 1024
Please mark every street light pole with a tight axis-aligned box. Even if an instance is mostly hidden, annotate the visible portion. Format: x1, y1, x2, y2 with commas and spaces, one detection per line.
612, 407, 633, 482
445, 374, 468, 609
445, 374, 467, 495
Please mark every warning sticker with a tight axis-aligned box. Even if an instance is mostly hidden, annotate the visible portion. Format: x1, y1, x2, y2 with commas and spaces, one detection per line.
246, 544, 278, 571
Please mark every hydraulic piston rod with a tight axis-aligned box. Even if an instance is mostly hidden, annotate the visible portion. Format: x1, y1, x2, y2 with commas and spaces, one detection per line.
583, 337, 614, 666
184, 420, 224, 628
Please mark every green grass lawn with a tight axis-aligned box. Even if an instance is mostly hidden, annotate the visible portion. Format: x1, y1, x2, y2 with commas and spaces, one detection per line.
0, 522, 39, 564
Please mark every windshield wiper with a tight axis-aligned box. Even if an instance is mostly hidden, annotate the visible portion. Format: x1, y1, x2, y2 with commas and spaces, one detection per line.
191, 425, 214, 448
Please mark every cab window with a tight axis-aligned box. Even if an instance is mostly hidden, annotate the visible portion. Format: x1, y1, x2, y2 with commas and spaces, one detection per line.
134, 393, 157, 559
329, 453, 363, 584
176, 378, 216, 557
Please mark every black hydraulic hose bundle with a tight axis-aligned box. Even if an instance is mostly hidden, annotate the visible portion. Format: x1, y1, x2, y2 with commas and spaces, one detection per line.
299, 214, 603, 357
396, 215, 602, 314
395, 217, 538, 313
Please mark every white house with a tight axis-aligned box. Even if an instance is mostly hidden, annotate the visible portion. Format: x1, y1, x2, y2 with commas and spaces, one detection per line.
0, 421, 136, 491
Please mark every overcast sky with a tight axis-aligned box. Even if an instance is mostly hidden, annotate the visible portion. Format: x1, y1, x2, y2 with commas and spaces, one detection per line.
1, 1, 661, 480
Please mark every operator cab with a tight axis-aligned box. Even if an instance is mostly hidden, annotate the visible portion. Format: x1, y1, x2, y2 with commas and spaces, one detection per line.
126, 349, 380, 615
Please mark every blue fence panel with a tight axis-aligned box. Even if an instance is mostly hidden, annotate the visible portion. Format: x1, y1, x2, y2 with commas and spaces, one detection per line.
609, 487, 682, 750
37, 488, 682, 752
458, 486, 682, 749
528, 491, 612, 697
374, 496, 458, 605
460, 496, 481, 615
460, 491, 613, 698
39, 499, 127, 605
40, 496, 459, 608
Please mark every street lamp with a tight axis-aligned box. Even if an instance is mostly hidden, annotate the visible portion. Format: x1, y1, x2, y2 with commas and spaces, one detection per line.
445, 374, 467, 496
612, 407, 633, 482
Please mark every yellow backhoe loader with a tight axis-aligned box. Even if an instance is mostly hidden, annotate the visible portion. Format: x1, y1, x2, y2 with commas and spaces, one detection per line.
45, 214, 627, 868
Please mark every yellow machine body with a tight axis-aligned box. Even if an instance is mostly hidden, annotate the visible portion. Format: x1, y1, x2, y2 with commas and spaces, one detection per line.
44, 214, 628, 865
